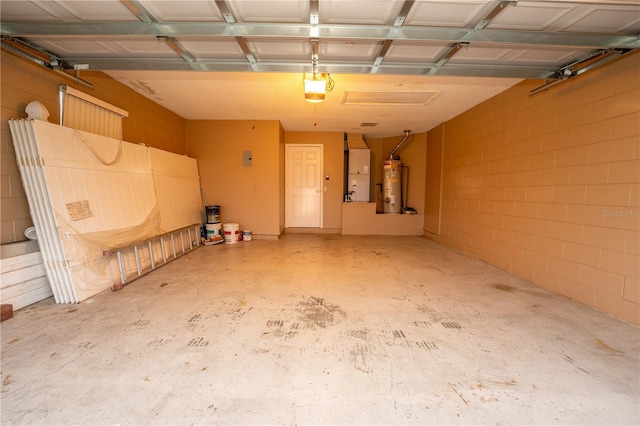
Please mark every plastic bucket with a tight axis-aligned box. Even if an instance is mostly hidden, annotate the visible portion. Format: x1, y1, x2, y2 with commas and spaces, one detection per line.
205, 205, 220, 223
242, 230, 252, 241
223, 223, 239, 244
205, 223, 222, 240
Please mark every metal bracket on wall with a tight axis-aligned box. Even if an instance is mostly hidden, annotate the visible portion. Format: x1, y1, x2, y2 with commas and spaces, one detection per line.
530, 48, 631, 95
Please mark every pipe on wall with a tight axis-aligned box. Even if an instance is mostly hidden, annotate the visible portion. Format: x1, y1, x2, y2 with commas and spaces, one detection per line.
387, 130, 411, 160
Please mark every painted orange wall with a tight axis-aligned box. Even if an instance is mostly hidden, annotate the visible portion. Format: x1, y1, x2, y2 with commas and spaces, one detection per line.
429, 51, 640, 325
279, 125, 286, 233
284, 131, 344, 230
0, 50, 185, 244
185, 120, 283, 237
424, 124, 443, 235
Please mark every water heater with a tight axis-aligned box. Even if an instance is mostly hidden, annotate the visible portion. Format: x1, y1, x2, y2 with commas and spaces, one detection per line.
383, 160, 402, 213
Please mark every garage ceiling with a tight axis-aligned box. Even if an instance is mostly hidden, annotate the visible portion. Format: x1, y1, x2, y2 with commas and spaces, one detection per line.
1, 0, 638, 138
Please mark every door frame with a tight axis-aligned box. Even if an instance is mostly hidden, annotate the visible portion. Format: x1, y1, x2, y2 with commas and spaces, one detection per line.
285, 144, 324, 228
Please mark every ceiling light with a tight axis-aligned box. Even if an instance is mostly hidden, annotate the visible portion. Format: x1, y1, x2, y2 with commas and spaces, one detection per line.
304, 72, 334, 103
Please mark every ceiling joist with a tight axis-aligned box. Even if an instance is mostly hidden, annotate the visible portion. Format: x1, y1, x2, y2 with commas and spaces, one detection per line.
1, 22, 637, 50
0, 0, 638, 82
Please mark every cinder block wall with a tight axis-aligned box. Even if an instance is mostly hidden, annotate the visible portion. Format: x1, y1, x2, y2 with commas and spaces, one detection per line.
433, 51, 639, 325
1, 50, 186, 244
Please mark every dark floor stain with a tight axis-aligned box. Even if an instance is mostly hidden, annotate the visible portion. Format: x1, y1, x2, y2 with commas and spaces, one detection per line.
594, 337, 624, 354
285, 322, 301, 340
66, 308, 78, 313
267, 319, 284, 328
8, 339, 19, 345
416, 341, 438, 350
188, 337, 209, 347
417, 304, 436, 314
393, 330, 406, 338
188, 314, 202, 323
148, 338, 171, 346
130, 319, 150, 328
350, 342, 374, 373
310, 297, 326, 306
492, 283, 515, 292
228, 306, 252, 319
159, 282, 169, 287
3, 374, 13, 387
492, 379, 517, 387
441, 321, 461, 329
563, 354, 590, 374
493, 283, 547, 298
347, 329, 370, 340
296, 297, 346, 329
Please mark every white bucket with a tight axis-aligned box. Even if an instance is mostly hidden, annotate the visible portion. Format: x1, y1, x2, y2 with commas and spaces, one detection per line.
205, 223, 222, 241
242, 230, 252, 241
223, 223, 240, 244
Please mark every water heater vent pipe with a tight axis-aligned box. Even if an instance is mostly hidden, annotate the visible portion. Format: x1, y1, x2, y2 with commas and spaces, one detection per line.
387, 130, 411, 160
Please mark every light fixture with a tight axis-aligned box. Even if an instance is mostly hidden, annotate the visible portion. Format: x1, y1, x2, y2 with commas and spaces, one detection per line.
304, 72, 334, 103
304, 38, 335, 102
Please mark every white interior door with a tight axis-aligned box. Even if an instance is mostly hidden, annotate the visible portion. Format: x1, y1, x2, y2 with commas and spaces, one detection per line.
286, 144, 323, 228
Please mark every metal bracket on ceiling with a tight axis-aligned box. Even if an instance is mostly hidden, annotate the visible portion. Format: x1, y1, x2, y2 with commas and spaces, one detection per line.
428, 0, 515, 75
236, 37, 259, 71
215, 0, 237, 24
394, 0, 416, 27
121, 0, 156, 24
474, 0, 518, 31
310, 0, 319, 26
530, 48, 630, 95
428, 42, 470, 75
213, 1, 260, 70
310, 38, 320, 73
371, 0, 416, 73
371, 40, 394, 73
157, 36, 195, 64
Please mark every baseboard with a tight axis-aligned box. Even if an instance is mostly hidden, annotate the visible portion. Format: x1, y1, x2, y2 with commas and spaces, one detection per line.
284, 228, 341, 234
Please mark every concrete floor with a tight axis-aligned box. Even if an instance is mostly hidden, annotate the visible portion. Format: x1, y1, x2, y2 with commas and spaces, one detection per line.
1, 234, 638, 425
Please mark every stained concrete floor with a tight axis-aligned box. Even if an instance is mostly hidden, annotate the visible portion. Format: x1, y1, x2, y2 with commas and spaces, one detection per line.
1, 234, 638, 425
